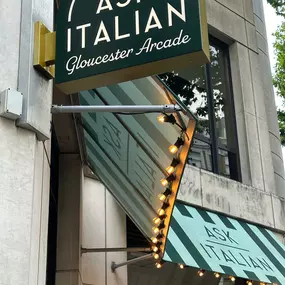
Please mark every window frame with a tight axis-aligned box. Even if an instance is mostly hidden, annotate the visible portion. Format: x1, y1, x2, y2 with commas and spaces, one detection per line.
199, 36, 241, 181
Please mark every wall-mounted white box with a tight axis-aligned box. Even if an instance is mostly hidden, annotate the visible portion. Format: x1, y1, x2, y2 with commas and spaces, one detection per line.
0, 89, 23, 120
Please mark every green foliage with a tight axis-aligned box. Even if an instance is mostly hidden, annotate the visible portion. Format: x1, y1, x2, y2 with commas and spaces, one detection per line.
278, 110, 285, 145
267, 0, 285, 145
267, 0, 285, 17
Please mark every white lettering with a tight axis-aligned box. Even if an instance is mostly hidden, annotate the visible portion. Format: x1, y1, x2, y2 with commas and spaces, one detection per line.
66, 56, 78, 75
168, 0, 186, 27
67, 28, 71, 52
94, 21, 111, 45
96, 0, 113, 14
76, 23, 91, 49
115, 16, 130, 40
136, 38, 152, 55
116, 0, 131, 7
135, 10, 140, 35
145, 8, 162, 33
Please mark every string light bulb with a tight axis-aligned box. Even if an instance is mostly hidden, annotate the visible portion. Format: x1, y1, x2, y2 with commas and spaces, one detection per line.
153, 252, 160, 260
158, 203, 169, 217
166, 159, 180, 174
157, 114, 176, 124
153, 217, 161, 225
158, 188, 172, 202
260, 283, 266, 285
151, 237, 158, 244
230, 276, 236, 282
160, 174, 176, 187
198, 270, 205, 277
169, 137, 184, 154
247, 281, 253, 285
214, 273, 220, 278
152, 245, 159, 252
155, 262, 162, 269
179, 264, 184, 269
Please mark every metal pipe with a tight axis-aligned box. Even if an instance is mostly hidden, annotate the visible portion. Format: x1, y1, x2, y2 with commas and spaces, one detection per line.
51, 104, 182, 114
111, 254, 153, 272
81, 247, 152, 254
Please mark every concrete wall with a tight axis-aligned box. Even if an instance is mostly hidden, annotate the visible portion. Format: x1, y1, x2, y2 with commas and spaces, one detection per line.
81, 177, 127, 285
0, 0, 53, 284
205, 0, 285, 198
56, 155, 82, 285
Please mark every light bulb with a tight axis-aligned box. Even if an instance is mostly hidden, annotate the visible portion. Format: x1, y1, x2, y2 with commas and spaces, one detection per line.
158, 208, 165, 216
166, 165, 175, 174
230, 276, 236, 282
155, 262, 162, 269
152, 227, 160, 234
160, 178, 169, 187
179, 264, 184, 269
153, 217, 161, 225
198, 270, 205, 277
169, 145, 179, 154
151, 237, 158, 244
153, 253, 160, 260
214, 273, 220, 278
158, 188, 172, 202
158, 115, 166, 123
247, 281, 253, 285
152, 245, 159, 252
169, 138, 184, 154
159, 193, 167, 202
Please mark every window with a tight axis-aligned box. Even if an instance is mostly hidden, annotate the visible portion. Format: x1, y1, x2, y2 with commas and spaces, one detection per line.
159, 38, 240, 181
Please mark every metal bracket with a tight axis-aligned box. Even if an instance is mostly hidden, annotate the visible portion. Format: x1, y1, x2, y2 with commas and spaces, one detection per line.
33, 21, 56, 79
51, 104, 184, 115
111, 254, 153, 273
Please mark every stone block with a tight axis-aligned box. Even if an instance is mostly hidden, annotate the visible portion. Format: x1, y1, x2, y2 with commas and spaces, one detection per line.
236, 44, 256, 116
245, 112, 264, 190
206, 0, 247, 46
107, 252, 128, 285
81, 253, 106, 285
234, 111, 251, 186
82, 178, 106, 249
243, 0, 254, 24
0, 0, 21, 91
253, 14, 267, 39
256, 32, 269, 56
106, 191, 126, 248
249, 50, 267, 120
17, 0, 54, 140
215, 0, 244, 17
57, 155, 81, 271
256, 118, 276, 194
177, 165, 202, 207
246, 22, 258, 52
56, 271, 79, 285
272, 195, 285, 232
200, 170, 275, 228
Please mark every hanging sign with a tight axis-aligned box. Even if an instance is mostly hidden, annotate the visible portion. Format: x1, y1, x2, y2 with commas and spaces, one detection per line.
55, 0, 209, 94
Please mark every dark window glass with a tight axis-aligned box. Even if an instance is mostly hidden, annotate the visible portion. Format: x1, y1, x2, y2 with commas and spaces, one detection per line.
159, 38, 240, 181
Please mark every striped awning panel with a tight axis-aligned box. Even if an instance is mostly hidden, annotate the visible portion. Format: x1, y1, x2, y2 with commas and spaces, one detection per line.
163, 202, 285, 284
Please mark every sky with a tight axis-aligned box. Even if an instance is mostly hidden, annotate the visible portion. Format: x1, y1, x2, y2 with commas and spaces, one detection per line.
263, 0, 285, 168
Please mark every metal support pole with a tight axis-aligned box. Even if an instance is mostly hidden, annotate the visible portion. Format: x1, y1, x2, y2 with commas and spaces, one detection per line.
111, 254, 153, 273
81, 247, 151, 254
51, 104, 182, 114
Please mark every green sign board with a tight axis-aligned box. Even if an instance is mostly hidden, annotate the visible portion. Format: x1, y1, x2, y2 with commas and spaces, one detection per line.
55, 0, 209, 94
79, 76, 196, 239
164, 202, 285, 284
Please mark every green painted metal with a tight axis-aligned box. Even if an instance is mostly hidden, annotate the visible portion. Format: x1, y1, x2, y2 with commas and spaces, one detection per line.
79, 76, 196, 239
55, 0, 209, 92
164, 201, 285, 284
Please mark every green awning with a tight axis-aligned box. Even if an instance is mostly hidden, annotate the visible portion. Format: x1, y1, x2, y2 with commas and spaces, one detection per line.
79, 76, 196, 240
164, 201, 285, 284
